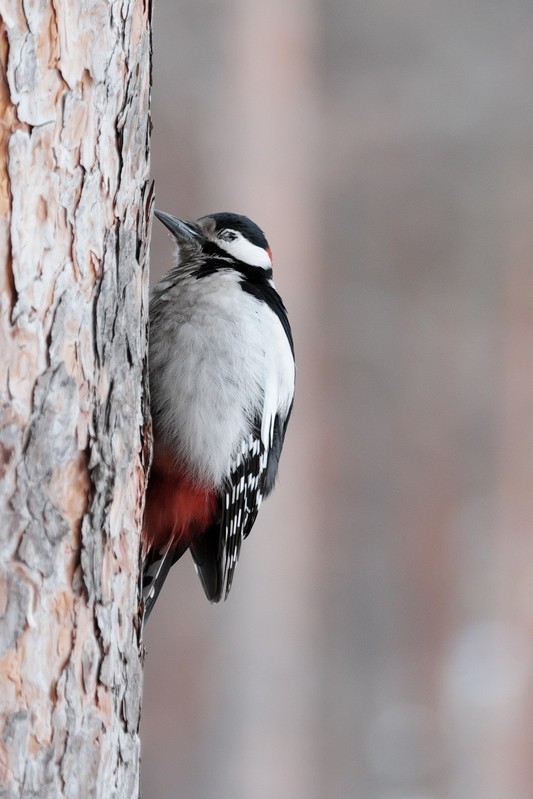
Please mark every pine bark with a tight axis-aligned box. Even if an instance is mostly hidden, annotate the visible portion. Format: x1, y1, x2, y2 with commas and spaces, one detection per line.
0, 1, 152, 796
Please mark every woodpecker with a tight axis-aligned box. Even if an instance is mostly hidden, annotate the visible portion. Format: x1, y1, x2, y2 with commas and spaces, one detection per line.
142, 210, 295, 619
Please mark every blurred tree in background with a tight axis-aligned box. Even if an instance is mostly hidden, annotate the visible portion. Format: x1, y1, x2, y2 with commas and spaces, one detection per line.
144, 2, 533, 798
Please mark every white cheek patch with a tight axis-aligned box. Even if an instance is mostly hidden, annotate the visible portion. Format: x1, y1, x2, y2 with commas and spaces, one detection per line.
219, 233, 272, 269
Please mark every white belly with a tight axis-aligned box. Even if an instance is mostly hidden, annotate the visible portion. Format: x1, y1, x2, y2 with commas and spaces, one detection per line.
149, 271, 294, 487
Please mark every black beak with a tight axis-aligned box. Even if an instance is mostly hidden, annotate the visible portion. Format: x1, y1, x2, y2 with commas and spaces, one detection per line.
154, 210, 201, 242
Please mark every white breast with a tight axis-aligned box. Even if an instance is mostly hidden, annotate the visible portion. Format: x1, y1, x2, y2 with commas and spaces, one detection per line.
150, 270, 294, 488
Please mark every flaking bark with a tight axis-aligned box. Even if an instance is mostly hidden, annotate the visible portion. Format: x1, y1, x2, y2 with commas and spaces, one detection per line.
0, 1, 152, 796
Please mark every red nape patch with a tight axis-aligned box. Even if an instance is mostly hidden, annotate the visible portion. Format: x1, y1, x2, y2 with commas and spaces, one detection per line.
143, 462, 218, 554
266, 246, 273, 261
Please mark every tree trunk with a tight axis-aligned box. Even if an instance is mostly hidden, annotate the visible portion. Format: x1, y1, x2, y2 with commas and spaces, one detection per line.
0, 2, 152, 796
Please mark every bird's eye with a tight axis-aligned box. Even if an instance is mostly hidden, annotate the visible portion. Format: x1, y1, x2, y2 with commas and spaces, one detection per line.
219, 230, 238, 242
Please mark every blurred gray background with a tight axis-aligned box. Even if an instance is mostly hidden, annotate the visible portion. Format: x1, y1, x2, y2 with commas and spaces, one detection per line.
142, 2, 533, 797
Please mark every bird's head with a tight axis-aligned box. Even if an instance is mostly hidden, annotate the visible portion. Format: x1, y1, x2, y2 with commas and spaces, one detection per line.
154, 210, 273, 270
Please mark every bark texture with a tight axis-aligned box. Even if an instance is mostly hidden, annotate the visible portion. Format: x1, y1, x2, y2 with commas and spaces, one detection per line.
0, 1, 152, 796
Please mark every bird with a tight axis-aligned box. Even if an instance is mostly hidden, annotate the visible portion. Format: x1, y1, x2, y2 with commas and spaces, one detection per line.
142, 210, 295, 620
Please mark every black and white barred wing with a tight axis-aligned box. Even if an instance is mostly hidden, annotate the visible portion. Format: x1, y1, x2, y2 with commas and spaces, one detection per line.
189, 428, 269, 602
219, 431, 269, 598
219, 408, 294, 597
